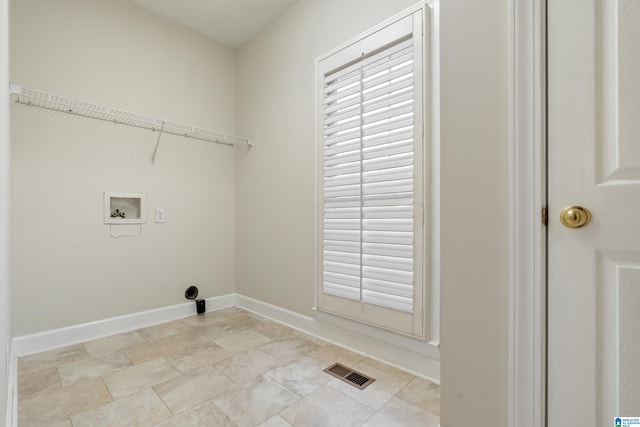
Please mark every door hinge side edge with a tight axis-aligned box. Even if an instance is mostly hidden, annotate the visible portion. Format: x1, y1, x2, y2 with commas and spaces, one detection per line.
542, 207, 548, 226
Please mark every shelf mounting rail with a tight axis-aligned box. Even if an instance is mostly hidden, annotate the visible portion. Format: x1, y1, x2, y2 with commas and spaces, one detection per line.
9, 83, 252, 148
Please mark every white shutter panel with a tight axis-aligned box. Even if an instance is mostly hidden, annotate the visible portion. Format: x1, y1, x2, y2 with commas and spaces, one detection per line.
362, 38, 415, 313
322, 36, 416, 313
322, 66, 363, 302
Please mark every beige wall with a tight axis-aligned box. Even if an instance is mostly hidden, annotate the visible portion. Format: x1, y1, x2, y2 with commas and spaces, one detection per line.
439, 0, 510, 426
10, 0, 238, 335
235, 0, 417, 315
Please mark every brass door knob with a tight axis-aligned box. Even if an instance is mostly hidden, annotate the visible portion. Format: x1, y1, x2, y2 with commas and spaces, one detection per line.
560, 205, 591, 228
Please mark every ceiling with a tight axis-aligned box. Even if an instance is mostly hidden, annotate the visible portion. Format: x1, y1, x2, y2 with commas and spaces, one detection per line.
131, 0, 300, 48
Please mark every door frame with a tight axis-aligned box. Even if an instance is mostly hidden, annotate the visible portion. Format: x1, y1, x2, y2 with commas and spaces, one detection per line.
511, 0, 546, 426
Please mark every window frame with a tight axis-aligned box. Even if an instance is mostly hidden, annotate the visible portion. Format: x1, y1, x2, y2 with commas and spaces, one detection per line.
315, 5, 431, 340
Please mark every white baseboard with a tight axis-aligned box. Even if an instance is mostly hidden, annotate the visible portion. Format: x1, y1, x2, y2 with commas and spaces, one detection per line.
12, 294, 235, 357
11, 293, 440, 383
235, 294, 440, 382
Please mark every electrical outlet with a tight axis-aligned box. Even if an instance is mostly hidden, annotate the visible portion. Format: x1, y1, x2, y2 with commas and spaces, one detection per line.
155, 208, 165, 223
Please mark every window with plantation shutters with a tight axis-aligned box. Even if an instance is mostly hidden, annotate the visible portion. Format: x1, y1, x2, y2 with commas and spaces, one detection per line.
316, 9, 428, 338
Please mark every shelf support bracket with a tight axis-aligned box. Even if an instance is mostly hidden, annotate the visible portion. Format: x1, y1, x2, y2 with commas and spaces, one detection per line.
151, 120, 165, 164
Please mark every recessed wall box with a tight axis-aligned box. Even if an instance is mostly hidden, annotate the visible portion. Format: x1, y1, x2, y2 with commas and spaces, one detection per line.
104, 192, 146, 224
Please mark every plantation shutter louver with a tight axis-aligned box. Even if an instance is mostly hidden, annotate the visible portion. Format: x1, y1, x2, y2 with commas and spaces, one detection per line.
322, 35, 416, 314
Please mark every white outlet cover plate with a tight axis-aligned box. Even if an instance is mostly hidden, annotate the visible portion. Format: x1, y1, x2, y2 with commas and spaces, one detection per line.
155, 208, 165, 223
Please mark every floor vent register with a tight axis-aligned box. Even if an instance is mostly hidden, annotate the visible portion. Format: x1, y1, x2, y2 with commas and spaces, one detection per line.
323, 362, 375, 390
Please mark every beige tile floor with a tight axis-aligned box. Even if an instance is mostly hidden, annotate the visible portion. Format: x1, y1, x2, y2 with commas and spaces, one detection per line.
17, 307, 440, 426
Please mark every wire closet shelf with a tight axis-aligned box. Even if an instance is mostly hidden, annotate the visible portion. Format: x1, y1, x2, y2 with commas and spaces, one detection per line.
9, 84, 252, 148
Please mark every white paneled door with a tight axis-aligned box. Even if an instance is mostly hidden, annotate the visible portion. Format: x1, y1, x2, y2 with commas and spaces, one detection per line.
548, 0, 640, 425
